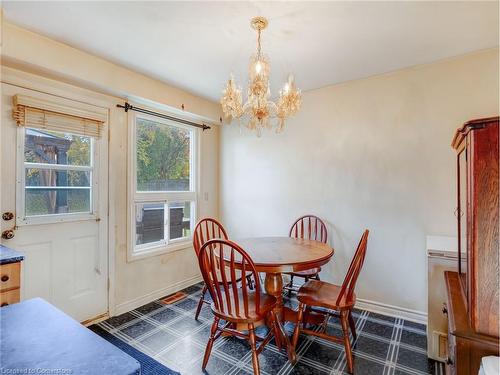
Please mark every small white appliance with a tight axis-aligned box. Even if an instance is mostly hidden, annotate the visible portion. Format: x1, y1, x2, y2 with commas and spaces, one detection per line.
478, 356, 500, 375
426, 235, 457, 362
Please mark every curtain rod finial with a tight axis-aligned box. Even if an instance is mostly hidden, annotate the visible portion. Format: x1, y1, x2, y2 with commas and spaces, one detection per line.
116, 102, 132, 112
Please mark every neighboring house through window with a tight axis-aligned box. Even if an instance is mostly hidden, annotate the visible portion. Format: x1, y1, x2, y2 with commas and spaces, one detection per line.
24, 128, 93, 217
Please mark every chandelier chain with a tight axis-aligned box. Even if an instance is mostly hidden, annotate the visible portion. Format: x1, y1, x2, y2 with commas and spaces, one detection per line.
257, 29, 262, 58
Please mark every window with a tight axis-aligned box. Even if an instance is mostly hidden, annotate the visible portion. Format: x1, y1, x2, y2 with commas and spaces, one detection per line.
13, 94, 104, 225
129, 113, 197, 259
20, 128, 96, 222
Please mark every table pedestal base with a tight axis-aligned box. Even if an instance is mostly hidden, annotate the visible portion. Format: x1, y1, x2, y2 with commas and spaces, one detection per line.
264, 273, 327, 325
229, 273, 326, 364
264, 273, 283, 317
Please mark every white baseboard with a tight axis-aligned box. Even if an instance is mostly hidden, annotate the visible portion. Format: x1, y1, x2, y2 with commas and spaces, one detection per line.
113, 276, 427, 325
356, 298, 428, 325
113, 275, 203, 316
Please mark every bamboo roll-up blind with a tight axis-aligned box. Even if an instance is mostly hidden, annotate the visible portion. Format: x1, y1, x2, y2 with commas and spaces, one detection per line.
12, 95, 104, 138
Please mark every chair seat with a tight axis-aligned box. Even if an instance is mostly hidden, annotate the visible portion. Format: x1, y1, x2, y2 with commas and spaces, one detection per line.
211, 291, 277, 323
286, 267, 321, 278
297, 280, 356, 311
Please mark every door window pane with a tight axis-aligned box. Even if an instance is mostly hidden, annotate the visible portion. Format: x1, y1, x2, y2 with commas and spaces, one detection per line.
169, 201, 192, 240
25, 169, 91, 187
25, 128, 91, 166
22, 128, 94, 219
26, 188, 91, 216
135, 203, 166, 246
136, 118, 192, 192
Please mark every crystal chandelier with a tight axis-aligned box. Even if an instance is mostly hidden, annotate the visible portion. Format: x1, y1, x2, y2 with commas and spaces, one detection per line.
221, 16, 301, 136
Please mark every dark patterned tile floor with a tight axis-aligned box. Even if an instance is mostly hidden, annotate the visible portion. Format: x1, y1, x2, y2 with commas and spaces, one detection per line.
92, 282, 444, 374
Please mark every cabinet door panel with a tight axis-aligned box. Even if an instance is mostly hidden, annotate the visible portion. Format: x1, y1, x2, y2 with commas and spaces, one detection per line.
469, 124, 499, 337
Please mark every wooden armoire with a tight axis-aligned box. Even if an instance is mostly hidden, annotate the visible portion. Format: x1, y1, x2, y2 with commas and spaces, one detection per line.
445, 117, 499, 374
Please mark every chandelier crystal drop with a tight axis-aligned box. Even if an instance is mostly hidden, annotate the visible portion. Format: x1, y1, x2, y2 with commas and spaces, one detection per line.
220, 16, 301, 136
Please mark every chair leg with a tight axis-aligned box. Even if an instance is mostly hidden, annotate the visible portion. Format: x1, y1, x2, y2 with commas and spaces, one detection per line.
195, 285, 208, 321
287, 275, 294, 296
247, 274, 255, 290
315, 273, 321, 281
248, 323, 260, 375
202, 317, 219, 370
320, 312, 330, 333
348, 309, 357, 340
269, 310, 282, 350
340, 310, 354, 374
303, 305, 311, 329
292, 302, 304, 350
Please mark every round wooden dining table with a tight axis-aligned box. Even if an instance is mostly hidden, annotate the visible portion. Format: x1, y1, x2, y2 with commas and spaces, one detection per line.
234, 236, 334, 358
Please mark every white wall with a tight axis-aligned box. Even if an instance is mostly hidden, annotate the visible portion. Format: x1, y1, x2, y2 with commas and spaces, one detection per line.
1, 21, 222, 314
220, 49, 499, 317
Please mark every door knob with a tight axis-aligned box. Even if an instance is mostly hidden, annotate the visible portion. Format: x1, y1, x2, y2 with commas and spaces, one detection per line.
2, 212, 13, 221
1, 229, 15, 240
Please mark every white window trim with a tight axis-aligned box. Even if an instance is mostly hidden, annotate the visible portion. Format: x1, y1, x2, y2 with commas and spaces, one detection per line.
16, 126, 100, 226
127, 109, 199, 262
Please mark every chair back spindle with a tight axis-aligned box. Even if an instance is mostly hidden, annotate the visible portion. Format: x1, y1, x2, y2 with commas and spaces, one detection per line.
336, 230, 369, 305
289, 215, 328, 243
198, 239, 260, 319
193, 218, 229, 256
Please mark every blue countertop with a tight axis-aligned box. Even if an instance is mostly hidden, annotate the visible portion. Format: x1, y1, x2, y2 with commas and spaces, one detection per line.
0, 244, 24, 265
1, 298, 141, 375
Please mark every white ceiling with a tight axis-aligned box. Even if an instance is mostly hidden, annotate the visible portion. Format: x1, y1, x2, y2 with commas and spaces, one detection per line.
3, 1, 499, 102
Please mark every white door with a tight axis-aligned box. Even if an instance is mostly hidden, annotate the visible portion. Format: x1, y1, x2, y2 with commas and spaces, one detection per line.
0, 83, 108, 322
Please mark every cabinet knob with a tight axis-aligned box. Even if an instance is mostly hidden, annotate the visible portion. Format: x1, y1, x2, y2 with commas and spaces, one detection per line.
442, 305, 448, 315
1, 275, 9, 282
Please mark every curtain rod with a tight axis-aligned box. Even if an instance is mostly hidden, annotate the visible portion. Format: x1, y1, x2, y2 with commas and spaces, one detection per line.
117, 102, 211, 131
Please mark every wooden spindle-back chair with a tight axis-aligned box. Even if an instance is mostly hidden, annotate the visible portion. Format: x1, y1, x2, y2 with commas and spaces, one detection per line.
192, 218, 254, 320
193, 218, 229, 257
285, 215, 328, 294
193, 218, 228, 320
292, 230, 370, 374
289, 215, 328, 243
198, 239, 282, 375
336, 230, 369, 307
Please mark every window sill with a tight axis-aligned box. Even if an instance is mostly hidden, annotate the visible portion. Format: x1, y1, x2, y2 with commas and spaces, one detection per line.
127, 240, 193, 262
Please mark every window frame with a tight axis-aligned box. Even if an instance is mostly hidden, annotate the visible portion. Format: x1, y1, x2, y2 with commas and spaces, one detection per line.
16, 126, 100, 226
127, 110, 199, 262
